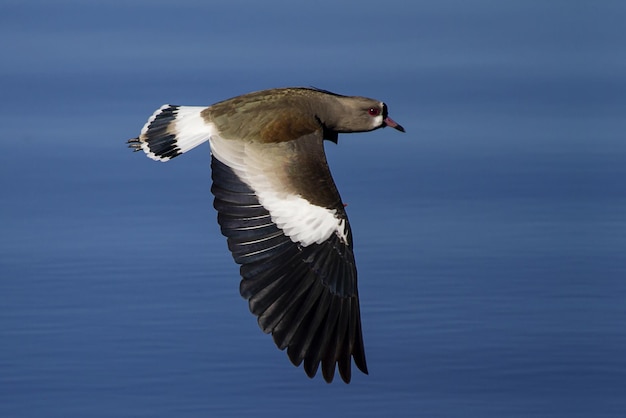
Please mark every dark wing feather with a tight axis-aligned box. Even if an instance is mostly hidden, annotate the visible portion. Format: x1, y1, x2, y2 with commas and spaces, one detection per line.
210, 153, 368, 383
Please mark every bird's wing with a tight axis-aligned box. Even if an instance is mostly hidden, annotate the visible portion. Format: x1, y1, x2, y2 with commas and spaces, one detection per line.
209, 130, 368, 383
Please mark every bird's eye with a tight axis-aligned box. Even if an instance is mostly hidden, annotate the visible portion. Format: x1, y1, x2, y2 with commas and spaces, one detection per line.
368, 108, 380, 116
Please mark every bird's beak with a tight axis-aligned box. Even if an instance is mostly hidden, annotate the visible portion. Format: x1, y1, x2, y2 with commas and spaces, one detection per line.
384, 116, 405, 133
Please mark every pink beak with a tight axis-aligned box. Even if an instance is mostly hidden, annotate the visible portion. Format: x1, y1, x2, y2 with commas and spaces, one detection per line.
384, 116, 405, 132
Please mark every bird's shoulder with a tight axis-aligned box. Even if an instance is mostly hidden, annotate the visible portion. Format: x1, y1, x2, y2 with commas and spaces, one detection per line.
206, 89, 326, 143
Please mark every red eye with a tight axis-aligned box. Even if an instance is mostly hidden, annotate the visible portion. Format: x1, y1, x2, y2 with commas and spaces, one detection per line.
368, 108, 380, 116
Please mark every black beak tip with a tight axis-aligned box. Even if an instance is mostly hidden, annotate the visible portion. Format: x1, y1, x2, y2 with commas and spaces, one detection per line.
383, 116, 405, 133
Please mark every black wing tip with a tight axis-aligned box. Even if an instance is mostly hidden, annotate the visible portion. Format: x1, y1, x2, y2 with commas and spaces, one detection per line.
281, 294, 367, 384
301, 355, 367, 384
354, 354, 369, 376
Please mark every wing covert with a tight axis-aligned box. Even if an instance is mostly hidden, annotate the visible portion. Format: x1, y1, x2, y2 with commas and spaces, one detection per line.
210, 142, 367, 383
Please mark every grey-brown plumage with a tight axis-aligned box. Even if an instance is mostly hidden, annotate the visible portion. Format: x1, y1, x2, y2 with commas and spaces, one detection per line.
127, 87, 404, 383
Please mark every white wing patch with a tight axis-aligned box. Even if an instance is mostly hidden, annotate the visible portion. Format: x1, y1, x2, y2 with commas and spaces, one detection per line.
209, 135, 348, 247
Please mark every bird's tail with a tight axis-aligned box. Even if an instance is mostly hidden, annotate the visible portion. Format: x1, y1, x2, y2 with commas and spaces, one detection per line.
127, 105, 214, 162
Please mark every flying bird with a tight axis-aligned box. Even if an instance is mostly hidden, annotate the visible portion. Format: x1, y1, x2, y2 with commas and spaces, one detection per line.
128, 87, 405, 383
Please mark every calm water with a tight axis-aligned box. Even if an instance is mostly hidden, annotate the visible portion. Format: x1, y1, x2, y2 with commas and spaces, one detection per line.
1, 1, 625, 417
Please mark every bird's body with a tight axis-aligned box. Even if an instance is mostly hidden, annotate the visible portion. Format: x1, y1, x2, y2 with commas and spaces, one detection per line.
128, 87, 404, 383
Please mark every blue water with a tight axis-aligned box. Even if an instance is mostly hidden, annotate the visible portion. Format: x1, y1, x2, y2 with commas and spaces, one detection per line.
2, 1, 626, 417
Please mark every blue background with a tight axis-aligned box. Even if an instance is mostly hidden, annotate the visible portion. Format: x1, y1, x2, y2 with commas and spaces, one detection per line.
1, 1, 625, 417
